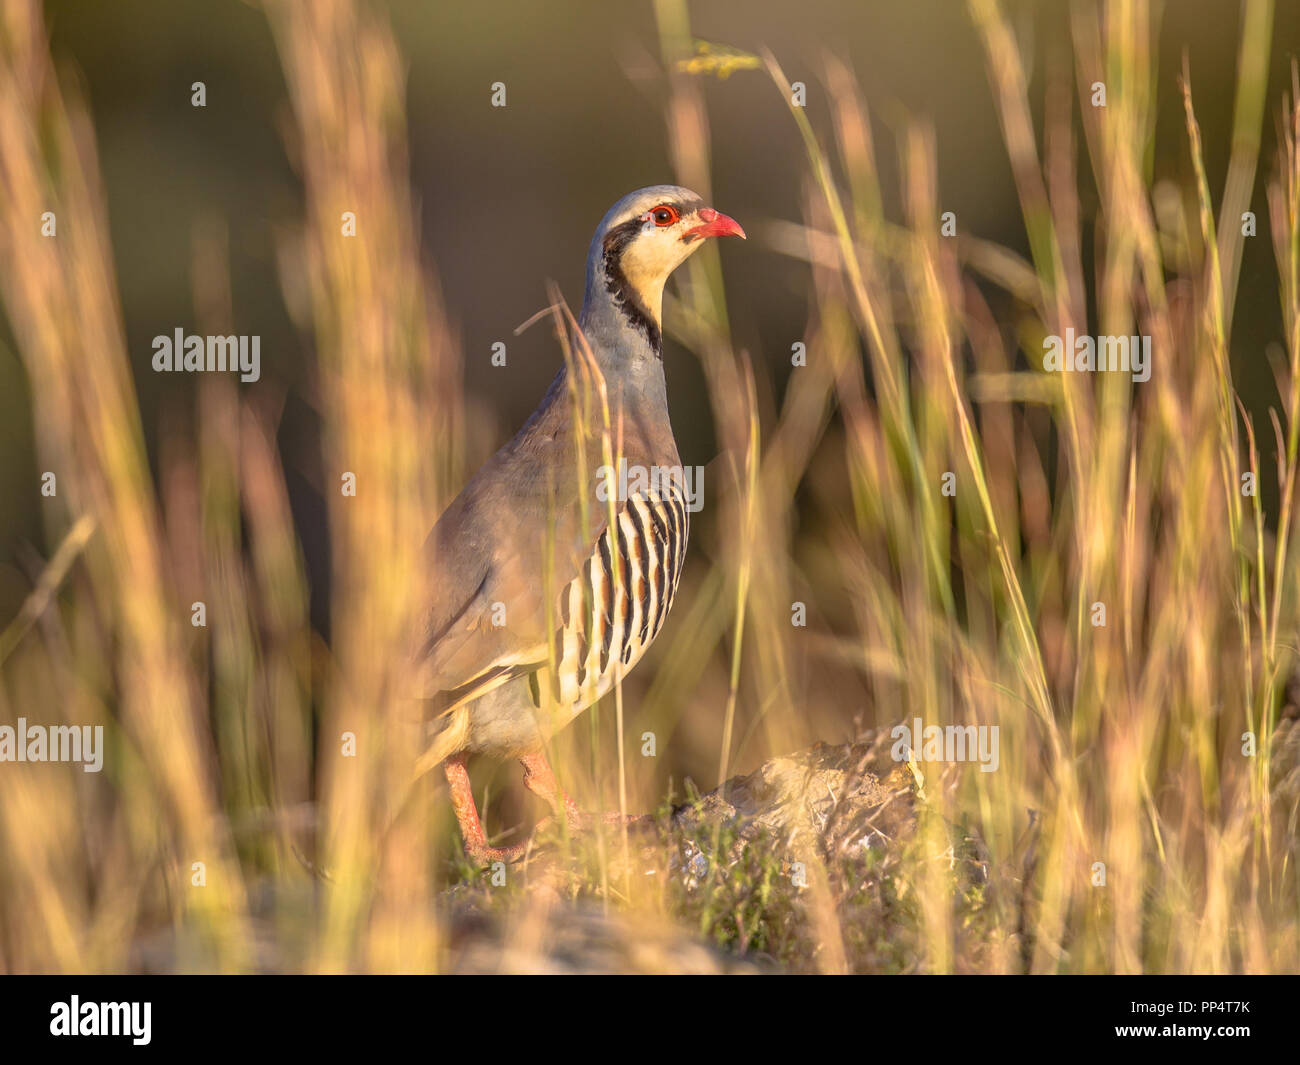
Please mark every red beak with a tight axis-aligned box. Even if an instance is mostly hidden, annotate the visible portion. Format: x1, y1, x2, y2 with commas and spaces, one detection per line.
684, 207, 746, 242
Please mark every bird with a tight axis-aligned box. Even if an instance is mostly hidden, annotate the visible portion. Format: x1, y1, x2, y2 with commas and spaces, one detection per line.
412, 185, 745, 865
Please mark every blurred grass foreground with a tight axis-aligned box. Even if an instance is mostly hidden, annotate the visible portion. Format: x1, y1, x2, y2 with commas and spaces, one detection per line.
2, 0, 1300, 973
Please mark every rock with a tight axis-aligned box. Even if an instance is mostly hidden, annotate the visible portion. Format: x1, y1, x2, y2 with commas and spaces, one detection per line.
670, 738, 920, 861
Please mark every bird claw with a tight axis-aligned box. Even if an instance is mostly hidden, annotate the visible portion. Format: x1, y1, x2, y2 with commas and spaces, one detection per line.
535, 809, 653, 836
463, 839, 530, 866
447, 751, 654, 866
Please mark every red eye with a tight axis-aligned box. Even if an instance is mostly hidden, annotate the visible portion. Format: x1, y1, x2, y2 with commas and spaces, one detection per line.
651, 205, 679, 227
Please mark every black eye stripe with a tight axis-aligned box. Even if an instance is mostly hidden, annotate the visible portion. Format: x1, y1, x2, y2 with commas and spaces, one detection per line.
613, 198, 704, 230
597, 195, 705, 356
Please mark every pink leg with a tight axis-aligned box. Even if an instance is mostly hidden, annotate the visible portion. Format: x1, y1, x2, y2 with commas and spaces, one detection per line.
520, 749, 583, 829
443, 755, 526, 865
520, 749, 651, 831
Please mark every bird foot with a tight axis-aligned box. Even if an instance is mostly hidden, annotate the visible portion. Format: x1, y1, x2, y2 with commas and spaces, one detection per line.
534, 809, 653, 835
460, 812, 655, 867
445, 752, 655, 867
577, 811, 654, 830
461, 839, 530, 866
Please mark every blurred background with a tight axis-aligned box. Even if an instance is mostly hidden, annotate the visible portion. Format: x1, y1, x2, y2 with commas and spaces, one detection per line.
4, 0, 1298, 604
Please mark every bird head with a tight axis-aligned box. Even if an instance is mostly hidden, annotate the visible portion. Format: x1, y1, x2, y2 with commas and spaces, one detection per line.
582, 184, 745, 356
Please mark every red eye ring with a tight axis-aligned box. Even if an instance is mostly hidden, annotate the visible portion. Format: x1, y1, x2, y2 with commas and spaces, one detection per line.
650, 205, 679, 227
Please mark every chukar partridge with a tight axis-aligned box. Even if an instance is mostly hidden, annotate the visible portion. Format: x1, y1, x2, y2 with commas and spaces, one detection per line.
415, 185, 744, 863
